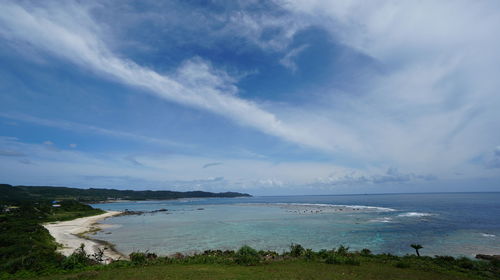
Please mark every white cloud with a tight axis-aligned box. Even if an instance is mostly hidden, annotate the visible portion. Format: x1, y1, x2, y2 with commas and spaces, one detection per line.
314, 168, 436, 187
225, 10, 303, 51
279, 44, 308, 72
0, 137, 496, 193
271, 0, 500, 174
0, 1, 329, 152
1, 0, 500, 191
0, 112, 187, 148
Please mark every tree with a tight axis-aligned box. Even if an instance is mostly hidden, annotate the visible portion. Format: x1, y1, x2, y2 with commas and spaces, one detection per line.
235, 245, 260, 265
411, 244, 423, 256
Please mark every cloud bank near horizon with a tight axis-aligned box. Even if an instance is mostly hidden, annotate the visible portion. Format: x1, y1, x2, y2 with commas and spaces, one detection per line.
0, 0, 499, 194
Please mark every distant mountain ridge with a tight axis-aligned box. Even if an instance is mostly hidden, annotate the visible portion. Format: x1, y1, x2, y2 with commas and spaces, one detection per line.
0, 184, 251, 203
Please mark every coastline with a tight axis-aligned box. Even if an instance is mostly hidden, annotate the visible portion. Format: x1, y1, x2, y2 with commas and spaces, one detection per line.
43, 211, 126, 263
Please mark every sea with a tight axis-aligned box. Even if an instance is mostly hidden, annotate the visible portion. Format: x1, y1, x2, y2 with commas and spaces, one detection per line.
90, 192, 500, 258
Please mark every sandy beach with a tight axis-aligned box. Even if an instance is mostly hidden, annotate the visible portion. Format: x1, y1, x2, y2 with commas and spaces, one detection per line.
43, 211, 125, 263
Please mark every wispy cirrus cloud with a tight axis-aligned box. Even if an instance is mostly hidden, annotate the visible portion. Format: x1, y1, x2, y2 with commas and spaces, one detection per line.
279, 44, 308, 72
0, 1, 328, 152
1, 0, 500, 193
0, 112, 187, 148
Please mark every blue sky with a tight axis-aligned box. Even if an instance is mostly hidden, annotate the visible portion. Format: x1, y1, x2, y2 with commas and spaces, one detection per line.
0, 0, 499, 195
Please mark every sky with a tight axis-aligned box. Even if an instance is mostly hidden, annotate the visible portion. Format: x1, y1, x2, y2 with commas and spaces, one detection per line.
0, 0, 499, 195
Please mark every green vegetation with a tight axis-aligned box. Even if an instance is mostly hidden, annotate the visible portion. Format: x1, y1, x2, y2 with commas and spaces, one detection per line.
1, 185, 498, 280
0, 184, 251, 203
6, 244, 494, 280
0, 199, 104, 275
411, 244, 423, 257
235, 245, 260, 266
2, 240, 499, 279
0, 183, 247, 278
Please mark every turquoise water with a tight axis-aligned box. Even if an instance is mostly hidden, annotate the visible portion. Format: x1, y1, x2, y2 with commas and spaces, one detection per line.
91, 193, 500, 257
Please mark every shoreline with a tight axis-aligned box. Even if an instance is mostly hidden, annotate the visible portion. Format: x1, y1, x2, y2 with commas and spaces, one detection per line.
43, 211, 126, 263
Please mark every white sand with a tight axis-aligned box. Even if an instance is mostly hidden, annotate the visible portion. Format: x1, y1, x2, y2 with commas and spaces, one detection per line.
43, 211, 125, 263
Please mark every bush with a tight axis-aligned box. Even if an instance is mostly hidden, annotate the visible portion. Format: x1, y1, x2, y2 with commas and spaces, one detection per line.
491, 258, 500, 268
318, 249, 329, 259
235, 245, 260, 266
325, 254, 342, 265
336, 245, 350, 256
304, 249, 315, 261
171, 252, 185, 259
290, 243, 305, 257
360, 248, 372, 256
344, 257, 361, 266
62, 244, 96, 270
325, 253, 360, 266
129, 252, 147, 265
457, 257, 476, 270
433, 255, 455, 267
395, 261, 411, 269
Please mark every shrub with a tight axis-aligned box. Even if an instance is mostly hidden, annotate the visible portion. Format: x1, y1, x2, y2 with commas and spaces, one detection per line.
304, 249, 315, 261
171, 252, 185, 259
325, 253, 360, 266
433, 255, 455, 267
107, 260, 132, 268
395, 261, 411, 269
336, 245, 350, 256
290, 243, 305, 257
345, 257, 361, 266
129, 252, 147, 265
491, 258, 500, 268
325, 254, 342, 265
146, 252, 158, 260
318, 249, 329, 259
360, 248, 372, 256
62, 244, 96, 270
90, 247, 107, 263
235, 245, 260, 266
456, 257, 476, 270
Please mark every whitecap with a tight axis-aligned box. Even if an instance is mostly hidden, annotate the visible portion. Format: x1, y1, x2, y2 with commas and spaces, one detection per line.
273, 203, 396, 212
370, 217, 393, 223
481, 233, 496, 237
397, 212, 433, 217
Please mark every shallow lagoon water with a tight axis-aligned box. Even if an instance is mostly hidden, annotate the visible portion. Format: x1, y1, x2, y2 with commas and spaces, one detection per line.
91, 193, 500, 257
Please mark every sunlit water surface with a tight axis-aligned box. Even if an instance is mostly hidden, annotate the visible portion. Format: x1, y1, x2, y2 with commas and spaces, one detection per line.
91, 193, 500, 257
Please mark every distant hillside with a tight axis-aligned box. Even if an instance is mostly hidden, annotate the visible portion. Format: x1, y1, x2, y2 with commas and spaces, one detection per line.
0, 184, 251, 203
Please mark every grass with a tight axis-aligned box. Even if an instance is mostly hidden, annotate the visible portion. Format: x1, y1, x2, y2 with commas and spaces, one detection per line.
2, 198, 497, 280
38, 260, 479, 280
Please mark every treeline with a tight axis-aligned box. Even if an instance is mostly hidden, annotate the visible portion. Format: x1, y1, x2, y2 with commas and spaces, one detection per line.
0, 184, 251, 203
0, 184, 249, 277
0, 200, 104, 275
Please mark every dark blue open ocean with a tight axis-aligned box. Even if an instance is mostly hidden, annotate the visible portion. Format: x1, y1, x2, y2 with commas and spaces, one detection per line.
91, 192, 500, 257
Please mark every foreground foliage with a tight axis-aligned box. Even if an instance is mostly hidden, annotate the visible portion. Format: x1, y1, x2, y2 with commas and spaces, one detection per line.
3, 243, 499, 280
0, 199, 104, 274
